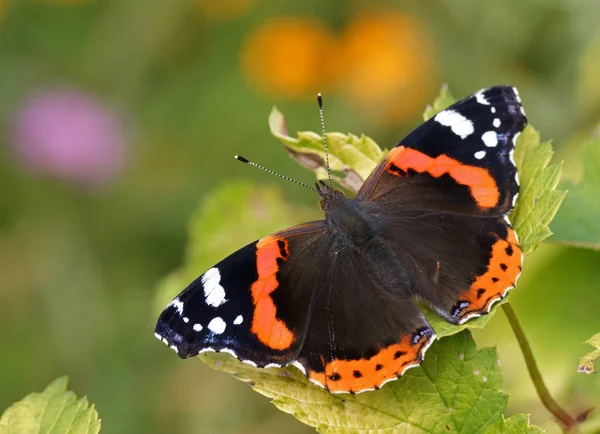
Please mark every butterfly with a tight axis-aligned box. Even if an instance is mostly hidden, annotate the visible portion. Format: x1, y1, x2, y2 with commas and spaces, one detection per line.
155, 86, 526, 394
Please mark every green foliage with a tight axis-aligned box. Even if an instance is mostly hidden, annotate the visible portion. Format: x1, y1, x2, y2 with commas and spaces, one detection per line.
484, 414, 544, 434
269, 107, 384, 192
551, 138, 600, 250
422, 85, 456, 120
578, 332, 600, 374
202, 331, 539, 433
510, 127, 567, 255
0, 377, 100, 434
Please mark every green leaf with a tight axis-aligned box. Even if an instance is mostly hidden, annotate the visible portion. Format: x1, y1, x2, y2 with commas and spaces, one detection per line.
484, 414, 544, 434
510, 126, 567, 255
201, 331, 539, 433
268, 107, 384, 192
550, 138, 600, 250
422, 84, 456, 120
0, 377, 101, 434
424, 302, 503, 339
578, 332, 600, 374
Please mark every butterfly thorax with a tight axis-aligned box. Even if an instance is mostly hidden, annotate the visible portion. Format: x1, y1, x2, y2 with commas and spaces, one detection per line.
317, 181, 375, 246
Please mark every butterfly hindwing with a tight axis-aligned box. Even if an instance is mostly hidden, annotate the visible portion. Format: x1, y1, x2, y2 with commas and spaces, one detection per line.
376, 211, 522, 324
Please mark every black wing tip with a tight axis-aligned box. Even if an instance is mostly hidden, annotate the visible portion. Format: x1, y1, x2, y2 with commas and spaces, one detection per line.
154, 313, 196, 358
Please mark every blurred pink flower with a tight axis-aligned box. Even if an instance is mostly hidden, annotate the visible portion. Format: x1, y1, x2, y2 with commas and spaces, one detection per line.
9, 88, 127, 186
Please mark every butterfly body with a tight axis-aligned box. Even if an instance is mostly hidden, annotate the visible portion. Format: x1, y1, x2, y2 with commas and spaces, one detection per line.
156, 86, 527, 394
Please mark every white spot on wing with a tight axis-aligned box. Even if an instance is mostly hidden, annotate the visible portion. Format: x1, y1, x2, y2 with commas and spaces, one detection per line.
493, 118, 501, 128
513, 87, 522, 103
241, 359, 258, 367
193, 323, 203, 332
169, 298, 184, 315
475, 90, 490, 105
292, 361, 306, 375
154, 332, 162, 341
220, 348, 237, 358
308, 377, 327, 389
512, 132, 521, 146
434, 109, 474, 139
482, 131, 498, 147
183, 317, 189, 323
233, 315, 243, 325
202, 268, 227, 307
474, 150, 486, 160
208, 317, 226, 334
491, 107, 496, 114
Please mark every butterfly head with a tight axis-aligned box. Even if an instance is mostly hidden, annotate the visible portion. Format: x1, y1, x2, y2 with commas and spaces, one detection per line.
316, 180, 345, 212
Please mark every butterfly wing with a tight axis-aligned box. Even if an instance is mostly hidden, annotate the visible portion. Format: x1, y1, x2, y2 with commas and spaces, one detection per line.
156, 220, 435, 393
359, 86, 525, 215
293, 243, 435, 394
155, 222, 326, 367
357, 85, 526, 323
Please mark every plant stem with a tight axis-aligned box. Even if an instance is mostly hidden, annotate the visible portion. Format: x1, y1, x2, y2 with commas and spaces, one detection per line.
502, 303, 577, 432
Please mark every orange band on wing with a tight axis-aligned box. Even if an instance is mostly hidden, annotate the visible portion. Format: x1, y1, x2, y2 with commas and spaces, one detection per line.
307, 331, 433, 393
459, 227, 522, 316
250, 236, 295, 350
387, 146, 500, 209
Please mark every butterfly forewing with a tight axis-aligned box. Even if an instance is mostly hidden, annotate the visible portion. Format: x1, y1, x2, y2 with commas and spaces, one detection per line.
359, 86, 525, 216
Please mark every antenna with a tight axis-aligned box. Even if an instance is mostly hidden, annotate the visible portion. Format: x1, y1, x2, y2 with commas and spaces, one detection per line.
317, 93, 332, 189
234, 155, 318, 192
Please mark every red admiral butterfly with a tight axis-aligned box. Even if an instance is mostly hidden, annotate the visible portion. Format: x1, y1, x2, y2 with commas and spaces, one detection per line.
155, 86, 526, 394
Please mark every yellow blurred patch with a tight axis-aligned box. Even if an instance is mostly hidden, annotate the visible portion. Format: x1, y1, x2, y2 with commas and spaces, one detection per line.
241, 17, 339, 99
341, 12, 438, 124
196, 0, 255, 20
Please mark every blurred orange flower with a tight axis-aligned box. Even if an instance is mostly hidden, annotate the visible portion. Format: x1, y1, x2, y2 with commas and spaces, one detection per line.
340, 12, 438, 124
196, 0, 255, 20
241, 17, 339, 99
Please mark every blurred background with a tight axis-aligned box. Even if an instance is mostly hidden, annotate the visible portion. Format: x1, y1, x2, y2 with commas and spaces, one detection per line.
1, 1, 600, 433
